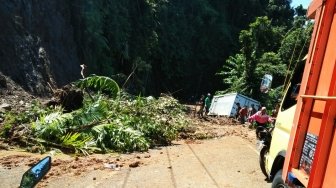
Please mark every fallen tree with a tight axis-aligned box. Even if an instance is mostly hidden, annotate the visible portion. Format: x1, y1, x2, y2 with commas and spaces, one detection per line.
0, 76, 188, 154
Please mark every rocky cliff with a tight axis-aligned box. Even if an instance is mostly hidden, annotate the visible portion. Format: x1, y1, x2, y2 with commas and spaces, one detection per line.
0, 0, 80, 95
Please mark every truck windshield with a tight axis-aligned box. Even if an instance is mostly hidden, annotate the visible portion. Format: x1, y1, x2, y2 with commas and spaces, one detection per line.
281, 61, 305, 111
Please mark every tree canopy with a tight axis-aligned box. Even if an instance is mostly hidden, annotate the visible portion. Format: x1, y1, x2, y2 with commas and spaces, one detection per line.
218, 8, 312, 106
67, 0, 311, 103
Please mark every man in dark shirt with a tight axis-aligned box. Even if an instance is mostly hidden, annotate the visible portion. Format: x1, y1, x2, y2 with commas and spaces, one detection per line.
235, 103, 241, 119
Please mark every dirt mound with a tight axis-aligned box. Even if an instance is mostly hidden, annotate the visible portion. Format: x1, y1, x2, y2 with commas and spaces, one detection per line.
181, 105, 257, 144
0, 72, 83, 115
0, 72, 38, 114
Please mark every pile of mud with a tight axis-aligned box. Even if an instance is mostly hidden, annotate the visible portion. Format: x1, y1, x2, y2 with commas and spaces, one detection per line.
181, 105, 257, 144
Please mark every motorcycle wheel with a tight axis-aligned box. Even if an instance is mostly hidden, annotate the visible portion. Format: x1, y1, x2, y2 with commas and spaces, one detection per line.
259, 146, 269, 179
256, 126, 265, 139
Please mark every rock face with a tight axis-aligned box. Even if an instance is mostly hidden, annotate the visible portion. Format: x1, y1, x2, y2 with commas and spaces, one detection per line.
0, 0, 80, 95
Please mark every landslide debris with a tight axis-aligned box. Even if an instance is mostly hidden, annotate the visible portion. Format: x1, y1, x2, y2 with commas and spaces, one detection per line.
179, 105, 257, 144
0, 76, 188, 155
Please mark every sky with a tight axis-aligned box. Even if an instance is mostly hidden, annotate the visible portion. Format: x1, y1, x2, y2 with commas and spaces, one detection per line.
291, 0, 311, 8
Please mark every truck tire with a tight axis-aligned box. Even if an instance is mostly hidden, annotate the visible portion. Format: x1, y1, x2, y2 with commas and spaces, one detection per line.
259, 146, 269, 179
272, 169, 288, 188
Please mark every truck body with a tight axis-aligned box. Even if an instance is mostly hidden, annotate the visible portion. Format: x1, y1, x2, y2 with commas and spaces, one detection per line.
208, 93, 260, 117
263, 0, 336, 187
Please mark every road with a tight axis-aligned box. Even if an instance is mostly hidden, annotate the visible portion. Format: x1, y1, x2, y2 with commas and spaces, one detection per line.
0, 136, 271, 188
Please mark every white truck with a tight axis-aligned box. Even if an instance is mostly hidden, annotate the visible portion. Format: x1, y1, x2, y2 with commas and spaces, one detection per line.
208, 93, 260, 117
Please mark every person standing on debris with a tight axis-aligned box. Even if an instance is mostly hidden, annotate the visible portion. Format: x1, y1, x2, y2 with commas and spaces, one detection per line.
248, 104, 257, 118
197, 95, 205, 118
204, 93, 211, 115
239, 105, 248, 124
235, 102, 241, 119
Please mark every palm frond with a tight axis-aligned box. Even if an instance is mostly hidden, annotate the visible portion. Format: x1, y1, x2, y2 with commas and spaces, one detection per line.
60, 132, 93, 149
34, 112, 74, 139
75, 75, 120, 97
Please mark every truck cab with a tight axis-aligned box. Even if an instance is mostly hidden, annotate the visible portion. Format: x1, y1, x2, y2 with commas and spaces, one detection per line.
262, 61, 304, 182
262, 0, 336, 187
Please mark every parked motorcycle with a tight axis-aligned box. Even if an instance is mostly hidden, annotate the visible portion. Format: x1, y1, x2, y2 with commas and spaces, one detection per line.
20, 156, 51, 188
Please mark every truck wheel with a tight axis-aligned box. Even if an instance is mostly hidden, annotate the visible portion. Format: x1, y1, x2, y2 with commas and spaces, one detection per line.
272, 170, 288, 188
259, 146, 269, 179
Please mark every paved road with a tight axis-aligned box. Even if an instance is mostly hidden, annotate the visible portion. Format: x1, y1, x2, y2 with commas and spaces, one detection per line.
1, 136, 271, 188
48, 136, 270, 188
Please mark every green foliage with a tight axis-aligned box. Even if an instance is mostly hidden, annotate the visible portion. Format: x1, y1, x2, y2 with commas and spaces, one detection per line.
68, 0, 274, 99
218, 4, 311, 106
1, 101, 56, 138
266, 0, 294, 28
32, 94, 111, 152
278, 21, 313, 67
0, 123, 12, 138
60, 133, 93, 153
34, 93, 187, 153
2, 76, 187, 154
295, 5, 307, 17
217, 54, 247, 94
93, 124, 149, 152
73, 95, 110, 125
92, 94, 187, 152
264, 85, 284, 108
33, 111, 73, 140
255, 52, 287, 79
75, 75, 120, 97
219, 16, 287, 99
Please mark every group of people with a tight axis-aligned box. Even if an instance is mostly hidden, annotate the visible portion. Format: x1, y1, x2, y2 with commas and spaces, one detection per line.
195, 93, 279, 127
236, 103, 279, 126
235, 103, 256, 123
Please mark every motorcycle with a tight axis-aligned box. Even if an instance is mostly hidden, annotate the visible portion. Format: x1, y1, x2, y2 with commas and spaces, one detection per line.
20, 156, 51, 188
255, 123, 274, 180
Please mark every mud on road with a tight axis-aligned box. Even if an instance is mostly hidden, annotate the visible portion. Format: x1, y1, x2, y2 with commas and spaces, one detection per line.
0, 113, 269, 188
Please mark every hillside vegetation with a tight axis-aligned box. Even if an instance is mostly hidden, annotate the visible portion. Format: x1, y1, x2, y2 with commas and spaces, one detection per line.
0, 0, 311, 102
